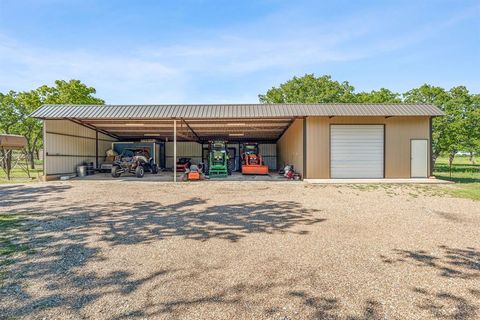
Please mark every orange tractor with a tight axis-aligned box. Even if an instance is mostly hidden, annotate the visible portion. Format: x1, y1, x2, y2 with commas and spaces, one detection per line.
241, 143, 269, 175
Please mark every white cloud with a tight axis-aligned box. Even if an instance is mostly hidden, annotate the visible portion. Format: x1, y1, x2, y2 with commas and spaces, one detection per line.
0, 33, 186, 103
0, 3, 478, 103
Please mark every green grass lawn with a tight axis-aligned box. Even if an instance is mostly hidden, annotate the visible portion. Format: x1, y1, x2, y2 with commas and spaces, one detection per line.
0, 160, 43, 183
434, 155, 480, 201
0, 214, 29, 258
0, 213, 33, 288
0, 213, 31, 285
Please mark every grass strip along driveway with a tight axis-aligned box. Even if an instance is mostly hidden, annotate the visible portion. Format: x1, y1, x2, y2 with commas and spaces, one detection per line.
434, 156, 480, 201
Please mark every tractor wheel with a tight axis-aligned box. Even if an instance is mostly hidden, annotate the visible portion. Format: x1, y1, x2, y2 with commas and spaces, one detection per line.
228, 159, 234, 175
135, 166, 145, 178
111, 166, 121, 178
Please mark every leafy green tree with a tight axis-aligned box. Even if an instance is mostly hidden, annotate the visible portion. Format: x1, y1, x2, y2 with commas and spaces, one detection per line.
0, 91, 21, 174
403, 85, 452, 165
458, 89, 480, 163
0, 91, 21, 134
471, 94, 480, 162
355, 88, 402, 103
15, 90, 44, 168
259, 74, 356, 103
38, 79, 105, 104
440, 87, 469, 167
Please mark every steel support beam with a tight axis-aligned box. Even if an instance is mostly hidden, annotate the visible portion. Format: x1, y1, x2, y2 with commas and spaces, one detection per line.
181, 118, 201, 142
173, 119, 177, 182
67, 118, 119, 140
303, 117, 307, 180
95, 130, 99, 169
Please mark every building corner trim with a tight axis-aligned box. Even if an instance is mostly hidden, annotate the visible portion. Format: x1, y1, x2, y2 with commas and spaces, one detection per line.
303, 117, 307, 179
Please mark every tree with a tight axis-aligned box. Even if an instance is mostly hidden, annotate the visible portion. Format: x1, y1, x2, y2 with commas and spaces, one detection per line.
463, 93, 480, 163
0, 92, 21, 174
355, 88, 402, 103
15, 90, 44, 169
0, 91, 21, 134
38, 79, 105, 105
403, 85, 452, 165
440, 87, 467, 168
258, 74, 356, 103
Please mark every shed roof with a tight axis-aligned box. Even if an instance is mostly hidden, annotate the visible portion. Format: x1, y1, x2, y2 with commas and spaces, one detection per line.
31, 103, 444, 119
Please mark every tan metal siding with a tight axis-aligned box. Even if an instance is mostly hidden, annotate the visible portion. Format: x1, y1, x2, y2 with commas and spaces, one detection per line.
259, 143, 277, 170
306, 116, 430, 178
385, 117, 430, 178
277, 119, 304, 175
44, 120, 117, 175
305, 117, 329, 178
47, 119, 96, 138
165, 141, 202, 168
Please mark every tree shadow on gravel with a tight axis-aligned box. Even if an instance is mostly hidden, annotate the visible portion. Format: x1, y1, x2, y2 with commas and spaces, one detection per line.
1, 267, 176, 318
412, 287, 478, 319
14, 197, 326, 245
284, 291, 384, 320
380, 246, 480, 319
0, 197, 326, 319
380, 245, 480, 279
0, 183, 71, 207
96, 198, 326, 244
113, 279, 385, 320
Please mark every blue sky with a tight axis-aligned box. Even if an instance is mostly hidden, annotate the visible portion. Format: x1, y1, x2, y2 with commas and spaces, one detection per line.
0, 0, 479, 104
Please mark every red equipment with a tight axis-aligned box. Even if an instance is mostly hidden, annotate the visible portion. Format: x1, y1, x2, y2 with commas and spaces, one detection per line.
187, 171, 200, 181
176, 158, 191, 172
282, 164, 302, 180
183, 164, 202, 181
241, 143, 269, 175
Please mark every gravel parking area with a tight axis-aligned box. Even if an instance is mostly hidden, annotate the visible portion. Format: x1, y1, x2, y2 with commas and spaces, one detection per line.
1, 181, 479, 319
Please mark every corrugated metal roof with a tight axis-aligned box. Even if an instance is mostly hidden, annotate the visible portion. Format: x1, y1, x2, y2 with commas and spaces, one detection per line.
31, 103, 444, 119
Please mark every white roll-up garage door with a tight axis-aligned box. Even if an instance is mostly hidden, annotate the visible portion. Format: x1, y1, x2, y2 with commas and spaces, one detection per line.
330, 125, 384, 178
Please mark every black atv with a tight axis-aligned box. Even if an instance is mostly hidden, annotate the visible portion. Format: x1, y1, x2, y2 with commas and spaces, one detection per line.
111, 148, 158, 178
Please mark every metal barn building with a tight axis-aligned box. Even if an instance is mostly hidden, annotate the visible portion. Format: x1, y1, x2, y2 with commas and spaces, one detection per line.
31, 103, 444, 181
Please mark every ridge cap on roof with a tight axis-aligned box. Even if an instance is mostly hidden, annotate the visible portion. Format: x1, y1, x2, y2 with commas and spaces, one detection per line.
41, 102, 435, 107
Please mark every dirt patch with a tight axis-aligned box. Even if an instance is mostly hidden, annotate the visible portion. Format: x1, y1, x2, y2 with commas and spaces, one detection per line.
1, 181, 479, 319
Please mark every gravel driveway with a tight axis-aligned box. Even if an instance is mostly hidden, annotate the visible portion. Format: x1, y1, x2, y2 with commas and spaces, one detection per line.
1, 181, 479, 319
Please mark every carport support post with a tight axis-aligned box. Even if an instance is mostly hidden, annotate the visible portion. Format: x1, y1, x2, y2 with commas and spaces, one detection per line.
95, 129, 99, 169
173, 119, 177, 182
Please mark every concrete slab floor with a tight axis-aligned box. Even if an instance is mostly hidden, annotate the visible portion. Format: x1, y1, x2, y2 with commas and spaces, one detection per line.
304, 178, 453, 184
72, 171, 291, 182
69, 173, 452, 184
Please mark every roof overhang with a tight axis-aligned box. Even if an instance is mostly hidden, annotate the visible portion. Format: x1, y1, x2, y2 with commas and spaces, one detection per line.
65, 117, 297, 142
32, 103, 444, 142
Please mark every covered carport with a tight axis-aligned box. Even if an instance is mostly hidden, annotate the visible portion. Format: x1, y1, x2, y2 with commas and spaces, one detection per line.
31, 104, 302, 181
32, 103, 443, 181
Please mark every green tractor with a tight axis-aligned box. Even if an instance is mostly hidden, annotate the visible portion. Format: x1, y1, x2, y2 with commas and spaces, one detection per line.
206, 141, 230, 178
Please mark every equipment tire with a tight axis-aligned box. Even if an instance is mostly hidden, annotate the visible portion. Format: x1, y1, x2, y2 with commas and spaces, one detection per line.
135, 166, 145, 178
111, 166, 121, 178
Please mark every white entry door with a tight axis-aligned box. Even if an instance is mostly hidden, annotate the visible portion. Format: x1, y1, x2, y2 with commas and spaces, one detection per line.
411, 139, 428, 178
330, 125, 384, 178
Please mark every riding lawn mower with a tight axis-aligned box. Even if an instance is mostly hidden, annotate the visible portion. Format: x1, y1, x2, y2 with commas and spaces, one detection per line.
241, 143, 269, 175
